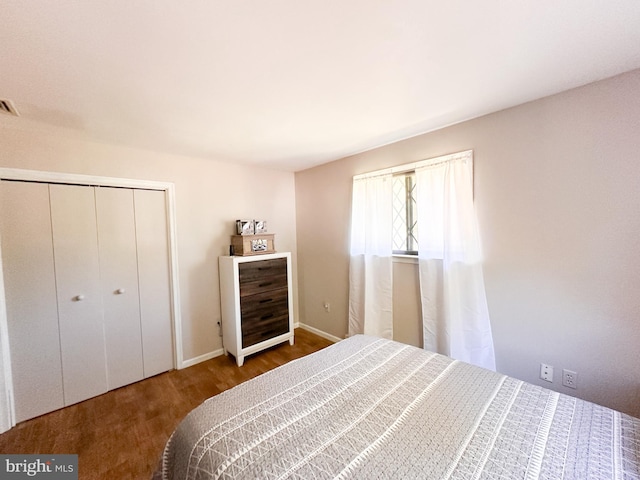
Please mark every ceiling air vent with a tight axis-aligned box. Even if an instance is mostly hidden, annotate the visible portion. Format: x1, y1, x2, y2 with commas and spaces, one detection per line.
0, 99, 19, 117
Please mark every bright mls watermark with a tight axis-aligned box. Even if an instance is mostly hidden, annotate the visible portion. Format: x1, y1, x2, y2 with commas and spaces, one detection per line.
0, 455, 77, 479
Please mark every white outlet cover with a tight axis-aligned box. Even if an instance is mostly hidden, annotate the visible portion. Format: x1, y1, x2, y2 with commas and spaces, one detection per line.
562, 369, 578, 389
540, 363, 554, 382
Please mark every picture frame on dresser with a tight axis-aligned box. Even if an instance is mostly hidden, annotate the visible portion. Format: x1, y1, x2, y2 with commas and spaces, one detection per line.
218, 252, 294, 366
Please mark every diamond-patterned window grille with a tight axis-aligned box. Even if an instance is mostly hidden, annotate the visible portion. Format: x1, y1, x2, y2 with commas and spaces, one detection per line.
392, 172, 418, 254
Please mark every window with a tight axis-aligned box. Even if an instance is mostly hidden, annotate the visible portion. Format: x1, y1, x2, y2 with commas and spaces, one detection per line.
392, 171, 418, 255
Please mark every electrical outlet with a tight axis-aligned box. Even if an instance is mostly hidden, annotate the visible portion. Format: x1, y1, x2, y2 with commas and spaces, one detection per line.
562, 369, 578, 389
540, 363, 554, 382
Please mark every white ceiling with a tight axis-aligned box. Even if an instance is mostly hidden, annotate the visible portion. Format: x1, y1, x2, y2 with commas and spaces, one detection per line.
2, 1, 640, 172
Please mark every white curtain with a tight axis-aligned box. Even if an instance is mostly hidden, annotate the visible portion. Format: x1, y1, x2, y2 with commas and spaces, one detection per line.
416, 151, 496, 370
348, 173, 393, 339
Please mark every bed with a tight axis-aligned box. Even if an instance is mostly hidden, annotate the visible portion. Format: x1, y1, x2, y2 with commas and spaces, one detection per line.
156, 335, 640, 479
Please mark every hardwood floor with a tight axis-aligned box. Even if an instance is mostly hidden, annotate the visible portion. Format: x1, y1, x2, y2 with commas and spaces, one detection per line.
0, 328, 334, 479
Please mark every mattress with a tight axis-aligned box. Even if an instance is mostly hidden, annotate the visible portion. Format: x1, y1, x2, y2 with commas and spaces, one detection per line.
157, 335, 640, 479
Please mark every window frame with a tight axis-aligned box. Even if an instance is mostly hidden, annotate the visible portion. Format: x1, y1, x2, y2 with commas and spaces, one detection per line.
352, 149, 474, 260
392, 171, 419, 256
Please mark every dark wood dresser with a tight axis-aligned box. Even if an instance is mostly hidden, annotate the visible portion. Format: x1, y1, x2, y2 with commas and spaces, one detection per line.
219, 252, 294, 366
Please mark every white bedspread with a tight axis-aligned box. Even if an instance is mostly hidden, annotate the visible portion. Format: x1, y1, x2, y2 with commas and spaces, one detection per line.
159, 335, 640, 479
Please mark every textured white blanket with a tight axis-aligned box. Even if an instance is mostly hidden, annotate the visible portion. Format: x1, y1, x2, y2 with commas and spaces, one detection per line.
160, 335, 640, 479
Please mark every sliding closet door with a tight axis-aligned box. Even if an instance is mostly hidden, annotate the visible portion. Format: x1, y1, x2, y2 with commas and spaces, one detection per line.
134, 189, 173, 377
0, 181, 64, 422
95, 187, 144, 390
49, 184, 108, 406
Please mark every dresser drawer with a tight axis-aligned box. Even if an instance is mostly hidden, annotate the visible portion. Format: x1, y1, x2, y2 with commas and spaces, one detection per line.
241, 287, 289, 348
240, 287, 288, 316
241, 311, 289, 348
239, 258, 287, 296
242, 315, 289, 348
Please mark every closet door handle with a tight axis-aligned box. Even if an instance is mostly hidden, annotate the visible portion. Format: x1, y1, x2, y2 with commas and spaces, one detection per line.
115, 288, 126, 294
73, 294, 85, 302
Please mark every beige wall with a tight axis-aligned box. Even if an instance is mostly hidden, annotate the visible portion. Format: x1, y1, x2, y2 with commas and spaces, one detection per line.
0, 118, 298, 364
295, 69, 640, 417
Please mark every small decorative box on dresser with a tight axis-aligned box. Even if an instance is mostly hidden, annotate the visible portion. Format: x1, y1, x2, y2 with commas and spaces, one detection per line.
219, 252, 294, 366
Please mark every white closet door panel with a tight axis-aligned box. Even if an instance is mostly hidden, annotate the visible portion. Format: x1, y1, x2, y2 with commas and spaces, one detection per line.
0, 181, 64, 422
49, 184, 108, 406
95, 187, 144, 390
134, 189, 173, 377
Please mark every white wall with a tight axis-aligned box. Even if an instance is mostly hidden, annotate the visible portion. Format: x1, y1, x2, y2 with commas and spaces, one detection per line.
295, 69, 640, 417
0, 118, 298, 365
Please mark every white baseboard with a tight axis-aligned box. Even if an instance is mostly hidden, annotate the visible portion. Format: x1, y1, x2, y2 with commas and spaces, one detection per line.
296, 323, 343, 343
179, 324, 342, 369
179, 348, 225, 369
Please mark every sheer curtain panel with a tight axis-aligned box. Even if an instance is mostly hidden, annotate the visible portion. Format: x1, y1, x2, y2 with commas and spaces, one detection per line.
348, 173, 393, 339
416, 151, 496, 370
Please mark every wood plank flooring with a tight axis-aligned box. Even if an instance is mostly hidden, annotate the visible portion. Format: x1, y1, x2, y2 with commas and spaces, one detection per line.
0, 328, 334, 479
